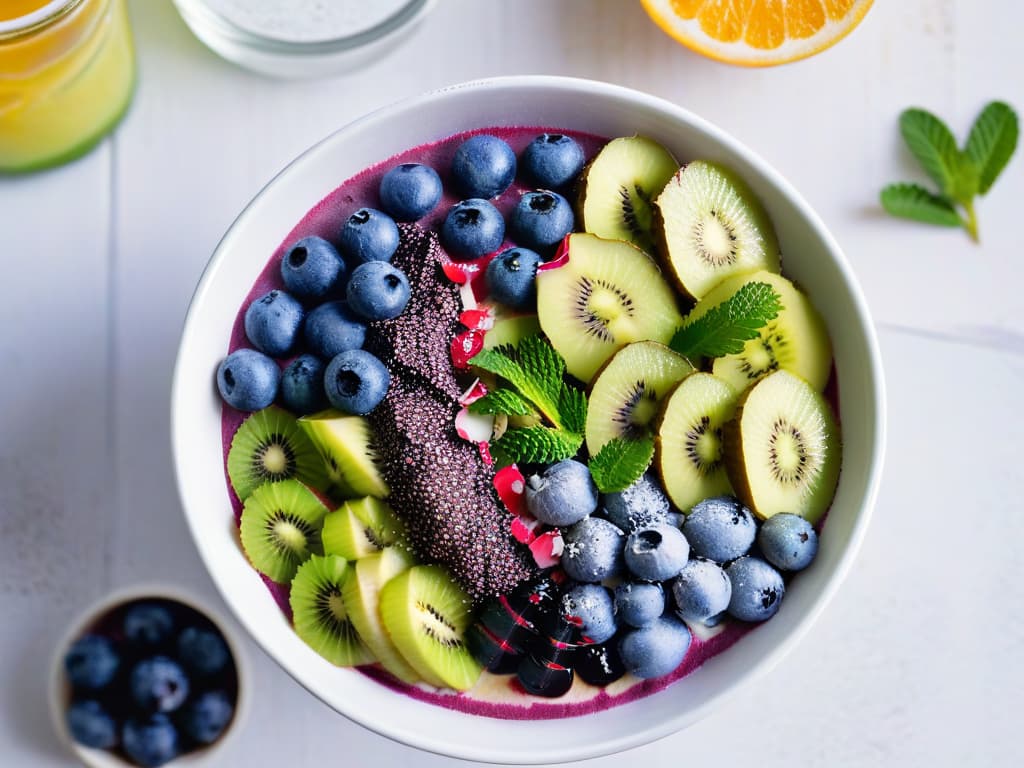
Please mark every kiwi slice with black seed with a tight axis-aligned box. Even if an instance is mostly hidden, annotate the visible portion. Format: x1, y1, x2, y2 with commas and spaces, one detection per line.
321, 496, 407, 560
585, 341, 694, 455
579, 136, 679, 253
227, 406, 329, 501
290, 554, 374, 667
655, 161, 781, 300
297, 410, 390, 499
655, 372, 737, 511
723, 370, 841, 524
378, 564, 482, 690
341, 546, 421, 684
687, 270, 832, 392
536, 233, 684, 383
239, 479, 330, 583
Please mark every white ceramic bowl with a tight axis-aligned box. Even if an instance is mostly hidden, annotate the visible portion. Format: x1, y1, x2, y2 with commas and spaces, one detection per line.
171, 76, 885, 764
50, 584, 251, 767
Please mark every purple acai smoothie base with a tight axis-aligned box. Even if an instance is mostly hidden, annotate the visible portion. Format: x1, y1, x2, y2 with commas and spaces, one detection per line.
220, 125, 773, 719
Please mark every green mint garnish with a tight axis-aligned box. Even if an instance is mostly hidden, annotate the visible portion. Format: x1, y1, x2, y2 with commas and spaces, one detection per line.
468, 335, 586, 464
492, 426, 584, 465
669, 281, 782, 360
881, 101, 1018, 242
588, 436, 655, 494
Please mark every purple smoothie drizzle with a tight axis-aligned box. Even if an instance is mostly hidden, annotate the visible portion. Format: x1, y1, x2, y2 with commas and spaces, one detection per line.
220, 125, 840, 719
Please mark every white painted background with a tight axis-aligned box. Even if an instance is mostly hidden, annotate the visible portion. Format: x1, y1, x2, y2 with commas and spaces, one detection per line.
2, 0, 1021, 765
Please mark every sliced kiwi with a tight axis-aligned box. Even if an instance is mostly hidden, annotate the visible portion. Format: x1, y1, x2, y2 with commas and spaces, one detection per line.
227, 406, 329, 501
579, 136, 679, 253
655, 372, 738, 511
341, 547, 421, 684
536, 233, 683, 382
723, 370, 841, 524
585, 341, 694, 456
290, 554, 374, 667
297, 410, 390, 499
654, 160, 781, 300
378, 564, 482, 690
239, 479, 330, 583
321, 496, 407, 560
687, 270, 832, 392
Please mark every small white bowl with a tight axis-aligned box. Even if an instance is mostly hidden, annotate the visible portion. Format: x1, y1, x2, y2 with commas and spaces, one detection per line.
171, 76, 885, 763
50, 584, 251, 768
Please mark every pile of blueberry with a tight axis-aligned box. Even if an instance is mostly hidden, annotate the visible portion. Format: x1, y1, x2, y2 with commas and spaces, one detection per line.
469, 461, 819, 696
63, 599, 238, 767
216, 131, 586, 415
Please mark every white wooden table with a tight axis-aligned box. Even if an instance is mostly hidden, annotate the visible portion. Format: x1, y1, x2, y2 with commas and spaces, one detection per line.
2, 1, 1021, 765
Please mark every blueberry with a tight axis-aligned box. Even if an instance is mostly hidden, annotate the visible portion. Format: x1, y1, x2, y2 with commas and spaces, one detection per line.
324, 349, 389, 415
66, 700, 118, 749
122, 714, 180, 768
64, 635, 119, 691
516, 618, 577, 697
339, 207, 400, 264
280, 354, 328, 415
176, 626, 230, 677
379, 163, 443, 221
130, 656, 190, 713
560, 583, 617, 644
602, 472, 672, 532
303, 300, 367, 359
671, 558, 732, 625
123, 602, 175, 647
618, 616, 692, 679
561, 516, 625, 583
758, 513, 819, 572
451, 134, 516, 199
510, 190, 575, 253
441, 198, 506, 260
574, 642, 626, 687
725, 556, 785, 622
280, 236, 346, 300
682, 496, 757, 563
485, 247, 541, 310
181, 689, 234, 744
243, 290, 304, 358
217, 349, 280, 411
624, 523, 690, 582
521, 133, 586, 189
525, 459, 598, 527
346, 261, 411, 321
613, 581, 665, 628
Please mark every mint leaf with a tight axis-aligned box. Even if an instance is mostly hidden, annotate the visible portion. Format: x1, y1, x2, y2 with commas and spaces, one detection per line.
670, 282, 782, 360
966, 101, 1019, 195
880, 183, 962, 227
469, 335, 585, 432
900, 108, 966, 199
494, 426, 583, 464
559, 385, 588, 436
882, 101, 1017, 242
468, 388, 534, 417
588, 436, 655, 493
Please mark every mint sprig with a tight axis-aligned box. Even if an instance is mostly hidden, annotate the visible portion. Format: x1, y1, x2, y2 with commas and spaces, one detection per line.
468, 336, 586, 464
588, 436, 655, 494
670, 281, 782, 360
881, 102, 1018, 242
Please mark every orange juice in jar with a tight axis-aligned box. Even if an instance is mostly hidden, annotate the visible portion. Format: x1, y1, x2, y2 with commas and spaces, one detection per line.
0, 0, 135, 173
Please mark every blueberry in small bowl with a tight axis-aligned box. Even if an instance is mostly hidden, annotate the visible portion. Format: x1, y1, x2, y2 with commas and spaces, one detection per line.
51, 587, 248, 768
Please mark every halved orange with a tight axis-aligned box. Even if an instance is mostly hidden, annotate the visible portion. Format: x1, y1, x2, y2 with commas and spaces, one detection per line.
641, 0, 874, 67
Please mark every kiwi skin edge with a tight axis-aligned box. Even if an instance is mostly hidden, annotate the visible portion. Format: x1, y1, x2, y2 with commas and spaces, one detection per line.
721, 382, 761, 519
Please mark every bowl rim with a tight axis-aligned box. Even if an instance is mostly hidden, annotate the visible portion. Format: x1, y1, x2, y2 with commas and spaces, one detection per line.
49, 582, 252, 768
170, 74, 886, 763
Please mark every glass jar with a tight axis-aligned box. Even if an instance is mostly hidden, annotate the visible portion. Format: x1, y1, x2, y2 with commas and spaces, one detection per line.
0, 0, 135, 173
173, 0, 435, 79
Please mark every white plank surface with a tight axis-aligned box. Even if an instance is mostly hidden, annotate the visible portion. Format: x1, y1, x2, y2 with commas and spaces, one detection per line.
2, 0, 1022, 765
